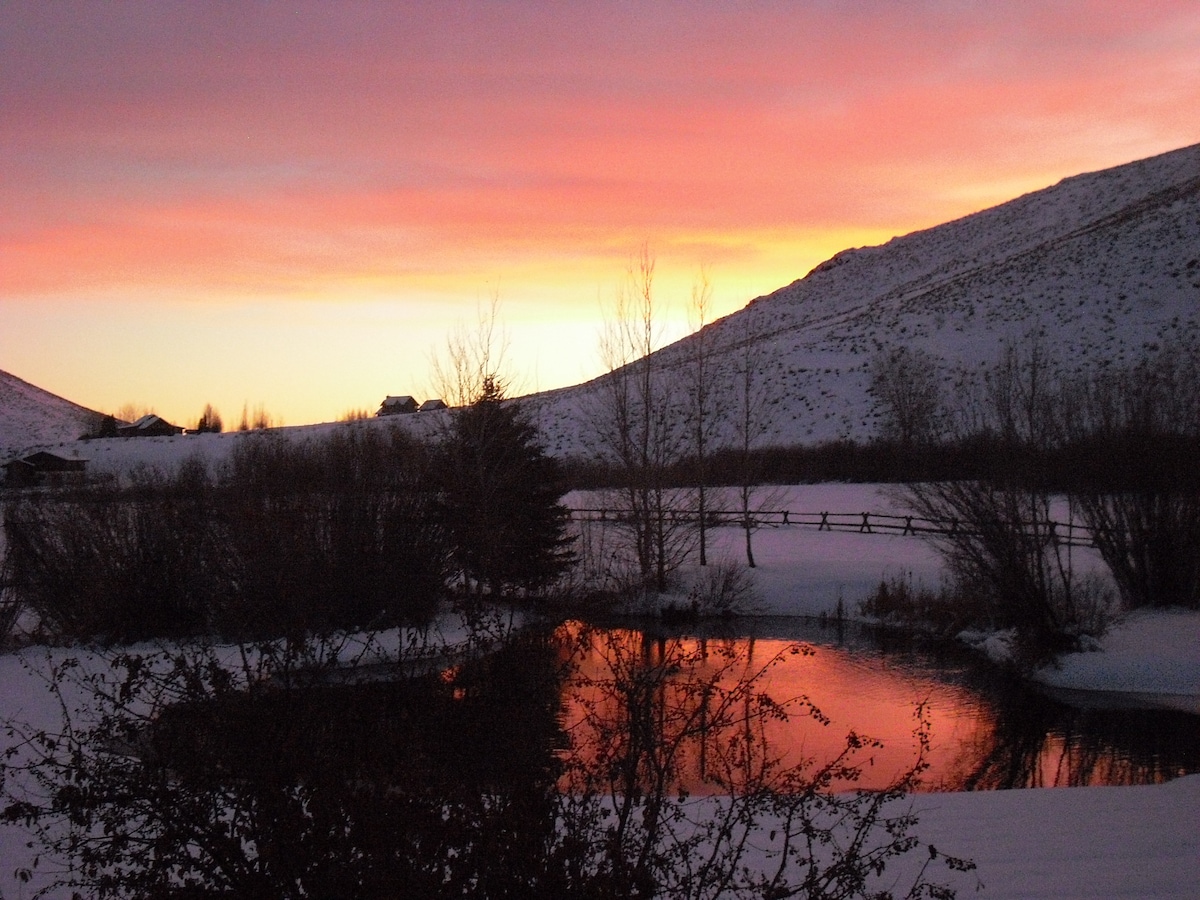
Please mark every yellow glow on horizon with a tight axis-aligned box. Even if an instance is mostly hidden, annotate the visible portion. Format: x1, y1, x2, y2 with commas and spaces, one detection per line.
3, 3, 1197, 429
2, 221, 906, 429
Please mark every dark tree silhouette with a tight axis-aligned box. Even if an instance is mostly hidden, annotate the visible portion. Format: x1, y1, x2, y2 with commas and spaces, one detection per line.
436, 378, 575, 598
195, 403, 223, 433
96, 414, 119, 438
869, 345, 943, 447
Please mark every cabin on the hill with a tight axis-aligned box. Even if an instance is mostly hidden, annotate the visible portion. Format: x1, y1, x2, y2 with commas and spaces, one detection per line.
117, 414, 184, 438
418, 398, 448, 412
377, 395, 419, 416
3, 451, 88, 487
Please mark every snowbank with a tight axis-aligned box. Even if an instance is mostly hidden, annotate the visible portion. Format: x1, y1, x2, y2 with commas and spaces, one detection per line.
575, 483, 949, 618
1032, 608, 1200, 713
909, 774, 1200, 899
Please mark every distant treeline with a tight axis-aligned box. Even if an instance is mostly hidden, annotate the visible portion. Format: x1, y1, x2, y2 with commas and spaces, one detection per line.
562, 432, 1200, 492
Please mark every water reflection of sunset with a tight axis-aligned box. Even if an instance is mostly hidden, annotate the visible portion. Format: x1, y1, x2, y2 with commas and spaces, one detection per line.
554, 623, 1200, 795
556, 624, 986, 795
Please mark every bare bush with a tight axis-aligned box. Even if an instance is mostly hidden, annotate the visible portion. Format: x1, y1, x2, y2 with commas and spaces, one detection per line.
557, 627, 975, 898
900, 479, 1109, 658
899, 336, 1200, 656
2, 430, 446, 643
869, 345, 944, 447
1058, 338, 1200, 609
684, 557, 758, 617
1, 625, 975, 899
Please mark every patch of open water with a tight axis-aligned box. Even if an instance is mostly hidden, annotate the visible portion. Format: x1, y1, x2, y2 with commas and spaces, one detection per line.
561, 617, 1200, 793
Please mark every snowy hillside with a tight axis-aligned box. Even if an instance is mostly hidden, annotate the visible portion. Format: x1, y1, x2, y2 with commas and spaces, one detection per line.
2, 143, 1197, 469
528, 142, 1200, 455
0, 369, 105, 457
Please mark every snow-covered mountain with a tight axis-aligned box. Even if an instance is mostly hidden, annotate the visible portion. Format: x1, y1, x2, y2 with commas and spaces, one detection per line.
2, 143, 1197, 467
528, 142, 1200, 455
0, 369, 105, 456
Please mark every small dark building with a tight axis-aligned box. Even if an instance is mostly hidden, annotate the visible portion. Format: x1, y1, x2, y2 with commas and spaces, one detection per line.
418, 398, 448, 412
377, 395, 419, 416
116, 414, 184, 438
3, 451, 88, 487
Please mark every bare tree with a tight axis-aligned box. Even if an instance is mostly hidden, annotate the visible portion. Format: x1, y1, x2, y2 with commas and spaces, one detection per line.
1058, 338, 1200, 610
234, 403, 277, 432
868, 345, 943, 447
901, 340, 1102, 658
686, 268, 721, 567
251, 404, 276, 430
902, 477, 1090, 650
733, 312, 783, 568
429, 294, 512, 409
984, 337, 1056, 448
113, 402, 154, 425
195, 403, 223, 433
589, 246, 694, 594
557, 627, 976, 898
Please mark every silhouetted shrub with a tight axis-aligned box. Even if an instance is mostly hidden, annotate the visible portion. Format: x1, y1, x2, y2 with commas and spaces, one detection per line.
3, 461, 220, 643
1, 626, 975, 898
2, 429, 448, 643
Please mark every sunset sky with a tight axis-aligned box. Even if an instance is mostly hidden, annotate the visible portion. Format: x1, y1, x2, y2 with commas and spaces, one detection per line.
2, 2, 1198, 427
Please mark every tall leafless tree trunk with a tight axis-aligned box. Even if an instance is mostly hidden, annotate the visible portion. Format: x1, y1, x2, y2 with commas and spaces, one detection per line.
688, 268, 719, 567
589, 246, 694, 593
732, 312, 781, 568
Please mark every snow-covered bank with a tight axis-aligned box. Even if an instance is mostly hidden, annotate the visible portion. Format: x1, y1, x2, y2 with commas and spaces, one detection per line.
909, 775, 1200, 899
1032, 608, 1200, 714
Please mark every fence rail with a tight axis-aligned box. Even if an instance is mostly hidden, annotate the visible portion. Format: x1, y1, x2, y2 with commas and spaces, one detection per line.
569, 508, 1099, 547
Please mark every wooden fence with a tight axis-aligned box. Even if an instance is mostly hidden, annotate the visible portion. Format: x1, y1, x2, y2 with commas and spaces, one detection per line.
569, 508, 1099, 548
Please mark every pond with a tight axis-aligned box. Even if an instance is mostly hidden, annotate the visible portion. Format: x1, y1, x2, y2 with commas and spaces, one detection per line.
559, 617, 1200, 793
4, 615, 1195, 897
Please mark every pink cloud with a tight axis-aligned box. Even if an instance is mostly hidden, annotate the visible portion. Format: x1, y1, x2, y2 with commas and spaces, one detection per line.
2, 1, 1197, 300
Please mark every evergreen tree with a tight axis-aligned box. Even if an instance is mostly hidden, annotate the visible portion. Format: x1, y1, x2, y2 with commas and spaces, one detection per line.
436, 378, 575, 597
97, 414, 119, 438
196, 403, 223, 434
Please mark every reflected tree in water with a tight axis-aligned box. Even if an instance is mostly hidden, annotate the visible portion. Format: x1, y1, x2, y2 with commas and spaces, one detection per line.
554, 625, 975, 898
2, 626, 975, 899
946, 681, 1200, 791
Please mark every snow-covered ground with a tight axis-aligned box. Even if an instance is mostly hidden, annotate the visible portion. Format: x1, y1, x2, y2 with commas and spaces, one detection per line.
1, 483, 1196, 897
907, 774, 1199, 899
1032, 608, 1200, 714
579, 483, 1107, 620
